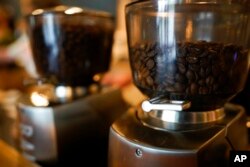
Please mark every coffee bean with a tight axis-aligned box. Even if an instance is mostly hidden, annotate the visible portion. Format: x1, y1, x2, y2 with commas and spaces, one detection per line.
189, 64, 200, 72
206, 76, 214, 86
166, 85, 175, 92
146, 76, 154, 86
186, 55, 198, 64
177, 56, 186, 64
146, 59, 155, 69
190, 83, 198, 94
190, 47, 203, 55
198, 79, 206, 86
205, 67, 212, 76
177, 63, 187, 74
175, 83, 186, 92
175, 73, 187, 83
130, 40, 248, 101
199, 86, 209, 94
199, 51, 208, 58
199, 67, 206, 78
186, 70, 195, 81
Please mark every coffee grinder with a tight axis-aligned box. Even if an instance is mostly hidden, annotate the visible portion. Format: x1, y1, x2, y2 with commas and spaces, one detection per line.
17, 6, 129, 167
108, 0, 250, 167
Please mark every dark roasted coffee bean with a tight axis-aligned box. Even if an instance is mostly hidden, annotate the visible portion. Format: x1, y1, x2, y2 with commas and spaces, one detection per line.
199, 86, 209, 94
186, 70, 195, 81
143, 70, 150, 79
199, 67, 206, 78
166, 85, 175, 92
186, 55, 198, 64
185, 87, 190, 94
146, 59, 155, 70
189, 64, 200, 72
134, 61, 142, 70
205, 67, 212, 76
198, 79, 206, 86
175, 73, 187, 83
147, 50, 156, 58
141, 79, 147, 87
190, 47, 203, 55
175, 83, 186, 92
146, 76, 154, 86
199, 51, 208, 58
190, 83, 198, 94
177, 63, 186, 74
177, 56, 186, 64
208, 49, 217, 57
206, 76, 215, 86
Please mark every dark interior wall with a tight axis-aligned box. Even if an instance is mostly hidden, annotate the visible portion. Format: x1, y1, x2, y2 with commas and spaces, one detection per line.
0, 0, 117, 21
60, 0, 117, 16
0, 0, 21, 19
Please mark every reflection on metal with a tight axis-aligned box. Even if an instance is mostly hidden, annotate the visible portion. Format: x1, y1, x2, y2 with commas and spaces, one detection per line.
140, 97, 225, 130
138, 106, 225, 130
28, 83, 89, 105
30, 92, 49, 107
32, 9, 44, 15
64, 7, 83, 15
141, 98, 191, 112
54, 86, 73, 102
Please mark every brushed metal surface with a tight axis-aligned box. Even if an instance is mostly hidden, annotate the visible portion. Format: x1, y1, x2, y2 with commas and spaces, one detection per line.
18, 104, 57, 164
138, 106, 225, 130
108, 103, 248, 167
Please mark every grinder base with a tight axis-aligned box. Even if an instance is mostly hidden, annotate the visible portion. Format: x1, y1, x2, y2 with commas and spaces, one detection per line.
18, 88, 129, 167
108, 103, 248, 167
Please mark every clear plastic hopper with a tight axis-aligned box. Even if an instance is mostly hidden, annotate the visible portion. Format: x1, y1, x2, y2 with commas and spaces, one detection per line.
126, 0, 250, 111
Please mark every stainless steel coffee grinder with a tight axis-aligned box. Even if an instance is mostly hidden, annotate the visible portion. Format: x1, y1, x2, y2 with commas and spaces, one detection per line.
17, 6, 128, 167
108, 1, 250, 167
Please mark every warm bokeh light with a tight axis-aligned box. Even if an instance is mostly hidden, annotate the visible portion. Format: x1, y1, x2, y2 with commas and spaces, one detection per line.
30, 92, 49, 107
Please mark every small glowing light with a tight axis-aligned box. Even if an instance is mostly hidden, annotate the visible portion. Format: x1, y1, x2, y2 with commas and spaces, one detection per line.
32, 9, 44, 15
65, 7, 83, 15
93, 74, 101, 82
162, 110, 176, 123
246, 121, 250, 128
55, 86, 72, 99
30, 92, 49, 107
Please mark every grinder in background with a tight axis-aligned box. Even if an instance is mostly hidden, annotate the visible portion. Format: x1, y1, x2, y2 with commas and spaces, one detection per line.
17, 5, 128, 167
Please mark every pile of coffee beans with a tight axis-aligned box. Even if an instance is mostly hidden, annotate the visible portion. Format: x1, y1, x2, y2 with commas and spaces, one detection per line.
129, 41, 249, 110
29, 22, 114, 87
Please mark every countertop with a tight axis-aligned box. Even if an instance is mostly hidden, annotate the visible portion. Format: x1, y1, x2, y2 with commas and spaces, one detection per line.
0, 140, 38, 167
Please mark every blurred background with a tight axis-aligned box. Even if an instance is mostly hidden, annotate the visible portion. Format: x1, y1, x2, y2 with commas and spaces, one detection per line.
0, 0, 133, 150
